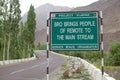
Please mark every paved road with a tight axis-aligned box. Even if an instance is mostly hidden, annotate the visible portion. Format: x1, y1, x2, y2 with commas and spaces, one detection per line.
0, 50, 66, 80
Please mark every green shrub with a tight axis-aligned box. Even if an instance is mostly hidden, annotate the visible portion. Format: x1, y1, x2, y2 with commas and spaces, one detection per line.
82, 51, 101, 63
70, 51, 84, 58
109, 42, 120, 66
59, 51, 101, 64
36, 43, 46, 50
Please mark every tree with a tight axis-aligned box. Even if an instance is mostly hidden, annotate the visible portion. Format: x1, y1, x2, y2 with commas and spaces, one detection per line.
9, 0, 21, 35
0, 0, 8, 60
26, 4, 36, 56
0, 0, 21, 60
5, 0, 21, 59
27, 4, 36, 44
0, 0, 4, 56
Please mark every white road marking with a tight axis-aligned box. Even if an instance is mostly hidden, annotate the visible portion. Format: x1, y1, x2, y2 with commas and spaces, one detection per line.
10, 69, 25, 75
9, 62, 47, 75
31, 65, 39, 68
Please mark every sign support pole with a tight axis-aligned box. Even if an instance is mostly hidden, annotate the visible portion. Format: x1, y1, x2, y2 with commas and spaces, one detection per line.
100, 11, 104, 79
46, 19, 50, 80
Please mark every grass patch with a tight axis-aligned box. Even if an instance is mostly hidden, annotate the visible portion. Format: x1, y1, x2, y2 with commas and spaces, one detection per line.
61, 60, 68, 70
105, 66, 120, 70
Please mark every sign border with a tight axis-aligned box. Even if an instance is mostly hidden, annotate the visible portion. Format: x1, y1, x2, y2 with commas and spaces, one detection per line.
49, 11, 100, 51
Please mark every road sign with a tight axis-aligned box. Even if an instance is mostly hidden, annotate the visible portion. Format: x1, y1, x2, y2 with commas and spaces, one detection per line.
50, 11, 100, 50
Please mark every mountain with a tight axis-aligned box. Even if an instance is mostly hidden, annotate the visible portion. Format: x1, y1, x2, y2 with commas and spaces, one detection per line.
22, 3, 71, 31
23, 1, 120, 51
73, 0, 120, 33
72, 0, 120, 51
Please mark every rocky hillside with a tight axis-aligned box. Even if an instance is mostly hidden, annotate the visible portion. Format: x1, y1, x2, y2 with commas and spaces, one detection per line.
73, 0, 120, 33
72, 0, 120, 51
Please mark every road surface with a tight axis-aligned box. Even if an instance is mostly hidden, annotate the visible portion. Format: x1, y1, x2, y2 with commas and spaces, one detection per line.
0, 50, 66, 80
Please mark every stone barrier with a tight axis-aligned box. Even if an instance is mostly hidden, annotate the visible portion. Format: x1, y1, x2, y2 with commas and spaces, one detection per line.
0, 55, 36, 66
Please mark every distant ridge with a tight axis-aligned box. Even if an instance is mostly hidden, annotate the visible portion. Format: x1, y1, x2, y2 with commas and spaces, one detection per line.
22, 3, 71, 31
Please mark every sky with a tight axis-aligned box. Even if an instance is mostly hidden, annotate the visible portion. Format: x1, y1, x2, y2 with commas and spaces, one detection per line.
20, 0, 99, 16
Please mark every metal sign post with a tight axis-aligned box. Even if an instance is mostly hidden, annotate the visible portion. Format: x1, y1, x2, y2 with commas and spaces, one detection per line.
46, 19, 50, 80
100, 11, 104, 79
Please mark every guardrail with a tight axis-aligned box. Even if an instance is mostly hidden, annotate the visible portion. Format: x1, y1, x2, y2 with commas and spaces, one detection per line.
0, 55, 36, 66
51, 51, 116, 80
